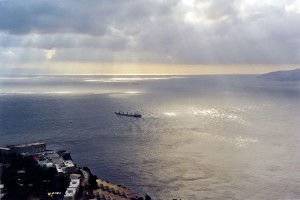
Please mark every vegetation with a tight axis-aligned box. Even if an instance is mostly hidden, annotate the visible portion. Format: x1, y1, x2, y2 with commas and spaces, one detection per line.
83, 167, 98, 190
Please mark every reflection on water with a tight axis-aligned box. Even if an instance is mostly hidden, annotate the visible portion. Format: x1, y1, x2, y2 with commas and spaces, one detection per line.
110, 77, 183, 81
163, 112, 177, 116
195, 132, 258, 148
189, 107, 247, 124
124, 91, 141, 94
84, 76, 183, 83
0, 75, 300, 199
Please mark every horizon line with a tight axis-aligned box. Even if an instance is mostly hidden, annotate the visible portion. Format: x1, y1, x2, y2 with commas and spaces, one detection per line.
0, 73, 260, 76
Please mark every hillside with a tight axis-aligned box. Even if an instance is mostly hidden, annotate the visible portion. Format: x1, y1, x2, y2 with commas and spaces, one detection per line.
260, 68, 300, 81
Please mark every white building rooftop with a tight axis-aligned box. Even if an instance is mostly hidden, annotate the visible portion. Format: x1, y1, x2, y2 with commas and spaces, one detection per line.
69, 179, 80, 188
64, 188, 76, 197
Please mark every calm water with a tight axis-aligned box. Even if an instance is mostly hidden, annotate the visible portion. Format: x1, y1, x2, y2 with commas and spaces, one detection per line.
1, 75, 300, 199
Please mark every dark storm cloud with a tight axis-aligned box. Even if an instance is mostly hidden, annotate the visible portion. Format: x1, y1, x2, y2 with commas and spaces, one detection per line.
0, 0, 110, 35
0, 34, 129, 50
0, 0, 175, 35
0, 0, 300, 66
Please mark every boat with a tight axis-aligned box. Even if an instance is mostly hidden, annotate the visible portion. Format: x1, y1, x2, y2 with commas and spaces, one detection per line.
115, 111, 142, 118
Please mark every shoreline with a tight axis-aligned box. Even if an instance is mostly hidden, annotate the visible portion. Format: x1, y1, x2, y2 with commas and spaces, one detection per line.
0, 142, 152, 200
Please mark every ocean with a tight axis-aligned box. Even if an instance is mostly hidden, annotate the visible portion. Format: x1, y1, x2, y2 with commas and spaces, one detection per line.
1, 75, 300, 199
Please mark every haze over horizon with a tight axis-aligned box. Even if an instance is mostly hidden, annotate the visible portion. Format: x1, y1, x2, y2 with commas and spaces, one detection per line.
1, 0, 300, 75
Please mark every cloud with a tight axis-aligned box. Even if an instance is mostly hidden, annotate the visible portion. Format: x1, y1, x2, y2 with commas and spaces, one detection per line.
0, 0, 107, 35
285, 1, 300, 14
45, 49, 55, 59
0, 0, 299, 72
0, 0, 173, 35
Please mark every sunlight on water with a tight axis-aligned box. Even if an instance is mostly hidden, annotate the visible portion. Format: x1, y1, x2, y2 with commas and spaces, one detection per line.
124, 91, 141, 94
43, 91, 73, 94
1, 91, 34, 95
83, 77, 184, 83
84, 79, 127, 83
0, 91, 74, 95
84, 76, 184, 83
1, 75, 300, 199
111, 77, 183, 81
163, 112, 177, 116
109, 91, 142, 97
0, 77, 29, 80
232, 136, 258, 147
194, 132, 258, 148
84, 79, 107, 82
189, 107, 247, 124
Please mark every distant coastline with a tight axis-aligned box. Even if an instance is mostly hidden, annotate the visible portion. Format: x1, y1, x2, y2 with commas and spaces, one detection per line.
259, 68, 300, 81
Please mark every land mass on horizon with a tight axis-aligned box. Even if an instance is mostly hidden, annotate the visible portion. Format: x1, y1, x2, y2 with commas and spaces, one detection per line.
260, 68, 300, 81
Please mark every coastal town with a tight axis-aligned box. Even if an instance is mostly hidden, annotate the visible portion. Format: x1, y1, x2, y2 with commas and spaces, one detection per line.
0, 142, 151, 200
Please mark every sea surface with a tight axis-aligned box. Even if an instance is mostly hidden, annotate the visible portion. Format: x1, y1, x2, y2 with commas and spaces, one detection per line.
1, 75, 300, 199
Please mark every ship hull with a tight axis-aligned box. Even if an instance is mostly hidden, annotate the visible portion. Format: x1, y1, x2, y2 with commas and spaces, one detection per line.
115, 112, 142, 118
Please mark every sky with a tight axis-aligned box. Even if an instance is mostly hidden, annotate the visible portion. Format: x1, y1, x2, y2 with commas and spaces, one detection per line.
0, 0, 300, 75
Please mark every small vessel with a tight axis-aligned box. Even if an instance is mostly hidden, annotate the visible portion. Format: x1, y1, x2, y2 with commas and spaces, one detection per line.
115, 111, 142, 118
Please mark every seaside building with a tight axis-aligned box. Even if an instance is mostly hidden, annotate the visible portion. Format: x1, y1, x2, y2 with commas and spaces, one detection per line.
45, 151, 64, 164
32, 155, 53, 169
64, 177, 81, 200
0, 165, 4, 198
55, 164, 64, 175
2, 142, 144, 199
63, 160, 76, 174
7, 142, 46, 154
0, 184, 4, 199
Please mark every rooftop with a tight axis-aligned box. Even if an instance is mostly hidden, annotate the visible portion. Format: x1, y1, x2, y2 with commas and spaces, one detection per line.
69, 179, 80, 188
64, 160, 75, 167
64, 188, 77, 197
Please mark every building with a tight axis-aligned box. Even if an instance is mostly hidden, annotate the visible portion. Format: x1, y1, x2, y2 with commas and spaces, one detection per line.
54, 164, 64, 175
64, 177, 80, 200
0, 164, 5, 199
0, 184, 4, 199
63, 160, 76, 174
7, 142, 46, 154
64, 188, 77, 200
45, 152, 64, 165
37, 159, 53, 168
